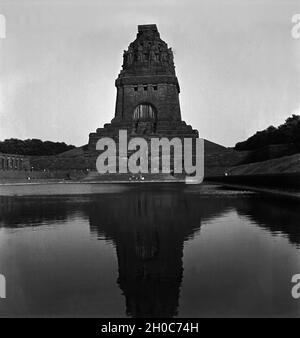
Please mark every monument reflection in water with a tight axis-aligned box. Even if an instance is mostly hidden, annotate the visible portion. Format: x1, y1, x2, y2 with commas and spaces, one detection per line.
0, 186, 300, 317
88, 189, 202, 317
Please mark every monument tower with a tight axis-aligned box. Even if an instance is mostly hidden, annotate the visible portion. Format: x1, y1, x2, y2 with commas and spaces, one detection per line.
88, 24, 198, 149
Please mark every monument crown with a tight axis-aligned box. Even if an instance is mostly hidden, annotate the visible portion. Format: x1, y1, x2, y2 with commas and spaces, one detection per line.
137, 24, 159, 35
119, 24, 175, 78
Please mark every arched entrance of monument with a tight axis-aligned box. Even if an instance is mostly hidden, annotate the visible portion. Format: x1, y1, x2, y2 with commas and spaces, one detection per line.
132, 103, 157, 134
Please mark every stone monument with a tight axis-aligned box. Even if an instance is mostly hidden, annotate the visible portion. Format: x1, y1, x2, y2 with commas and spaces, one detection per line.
88, 24, 198, 150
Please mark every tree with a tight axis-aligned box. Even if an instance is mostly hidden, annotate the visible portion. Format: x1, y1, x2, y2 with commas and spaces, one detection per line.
0, 138, 76, 156
235, 115, 300, 151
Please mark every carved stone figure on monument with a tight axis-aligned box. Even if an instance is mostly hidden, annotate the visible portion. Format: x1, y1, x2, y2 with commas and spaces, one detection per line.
127, 46, 134, 64
161, 50, 168, 63
149, 45, 156, 62
123, 50, 127, 67
168, 48, 174, 64
137, 45, 144, 62
153, 44, 159, 61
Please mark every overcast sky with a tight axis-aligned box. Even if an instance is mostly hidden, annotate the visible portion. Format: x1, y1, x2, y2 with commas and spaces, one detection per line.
0, 0, 299, 147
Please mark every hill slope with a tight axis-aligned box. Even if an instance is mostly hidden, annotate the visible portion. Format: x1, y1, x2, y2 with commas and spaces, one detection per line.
227, 153, 300, 175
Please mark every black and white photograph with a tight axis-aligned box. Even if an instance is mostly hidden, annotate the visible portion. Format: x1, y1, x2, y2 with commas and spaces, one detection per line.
0, 0, 300, 327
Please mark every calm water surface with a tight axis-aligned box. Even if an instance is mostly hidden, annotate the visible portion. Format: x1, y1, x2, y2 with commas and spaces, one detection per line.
0, 184, 299, 317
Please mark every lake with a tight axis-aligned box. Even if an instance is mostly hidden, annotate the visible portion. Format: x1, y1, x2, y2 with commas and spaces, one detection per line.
0, 184, 299, 317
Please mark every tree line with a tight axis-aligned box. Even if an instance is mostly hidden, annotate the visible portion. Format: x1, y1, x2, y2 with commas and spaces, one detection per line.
235, 115, 300, 151
0, 138, 75, 156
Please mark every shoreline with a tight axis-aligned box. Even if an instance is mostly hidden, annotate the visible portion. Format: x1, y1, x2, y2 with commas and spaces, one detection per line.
207, 181, 300, 201
0, 180, 299, 199
0, 180, 187, 196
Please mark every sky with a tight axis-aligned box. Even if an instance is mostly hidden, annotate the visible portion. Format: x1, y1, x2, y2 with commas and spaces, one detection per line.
0, 0, 299, 147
